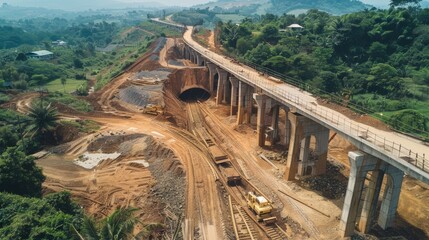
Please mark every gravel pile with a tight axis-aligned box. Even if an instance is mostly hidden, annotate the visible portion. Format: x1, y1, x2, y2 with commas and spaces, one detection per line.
168, 60, 184, 66
144, 136, 185, 237
299, 160, 348, 199
119, 85, 150, 107
152, 37, 166, 54
119, 85, 163, 107
132, 69, 171, 81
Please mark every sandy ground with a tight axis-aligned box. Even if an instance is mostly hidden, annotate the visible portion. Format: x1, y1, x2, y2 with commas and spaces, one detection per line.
9, 33, 426, 240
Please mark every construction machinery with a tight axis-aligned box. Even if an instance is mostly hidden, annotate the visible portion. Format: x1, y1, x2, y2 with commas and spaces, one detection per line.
246, 191, 277, 224
143, 104, 162, 115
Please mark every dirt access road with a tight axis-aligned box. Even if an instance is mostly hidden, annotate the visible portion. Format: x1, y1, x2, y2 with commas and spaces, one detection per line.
21, 32, 429, 239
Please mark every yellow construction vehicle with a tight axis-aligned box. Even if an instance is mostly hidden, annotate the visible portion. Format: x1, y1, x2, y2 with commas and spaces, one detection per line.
143, 104, 162, 115
246, 191, 277, 224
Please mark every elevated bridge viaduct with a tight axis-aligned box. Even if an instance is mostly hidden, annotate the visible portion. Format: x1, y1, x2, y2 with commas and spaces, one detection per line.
150, 18, 429, 237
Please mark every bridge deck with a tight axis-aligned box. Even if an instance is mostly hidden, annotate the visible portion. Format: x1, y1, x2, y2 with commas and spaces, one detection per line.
152, 18, 429, 183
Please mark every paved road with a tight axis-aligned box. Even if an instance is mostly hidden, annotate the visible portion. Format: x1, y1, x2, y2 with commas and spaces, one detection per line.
180, 26, 429, 182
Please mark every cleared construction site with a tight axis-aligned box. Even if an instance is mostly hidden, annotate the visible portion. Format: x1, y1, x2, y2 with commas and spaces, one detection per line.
19, 27, 429, 240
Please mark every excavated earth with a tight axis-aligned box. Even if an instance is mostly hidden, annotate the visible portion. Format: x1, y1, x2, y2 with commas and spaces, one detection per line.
31, 35, 429, 240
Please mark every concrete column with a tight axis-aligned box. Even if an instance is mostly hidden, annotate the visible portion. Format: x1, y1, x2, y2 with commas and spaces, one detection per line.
245, 86, 253, 124
284, 113, 305, 181
358, 170, 384, 233
237, 81, 247, 125
216, 69, 228, 105
297, 136, 311, 176
191, 52, 197, 64
206, 62, 216, 94
313, 129, 330, 175
254, 93, 267, 147
180, 45, 185, 58
196, 54, 203, 66
340, 151, 369, 237
184, 47, 190, 60
223, 79, 231, 104
230, 77, 239, 115
282, 107, 291, 147
270, 105, 280, 145
339, 151, 404, 237
378, 166, 403, 230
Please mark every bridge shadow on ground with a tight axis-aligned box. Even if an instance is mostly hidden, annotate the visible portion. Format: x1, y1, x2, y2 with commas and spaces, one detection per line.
368, 215, 428, 240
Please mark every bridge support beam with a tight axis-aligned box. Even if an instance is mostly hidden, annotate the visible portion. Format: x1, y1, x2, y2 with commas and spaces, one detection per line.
230, 77, 239, 115
254, 93, 267, 147
284, 112, 329, 181
190, 51, 196, 64
184, 47, 191, 60
282, 106, 291, 147
237, 81, 253, 125
216, 68, 228, 105
196, 53, 204, 66
340, 151, 404, 237
245, 86, 253, 124
206, 62, 217, 94
224, 78, 231, 104
268, 104, 280, 146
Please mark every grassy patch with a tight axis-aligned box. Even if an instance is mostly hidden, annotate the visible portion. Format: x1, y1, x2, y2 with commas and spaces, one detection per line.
140, 21, 182, 38
42, 78, 87, 93
0, 93, 10, 104
60, 119, 100, 133
93, 37, 153, 91
43, 92, 92, 112
215, 14, 246, 23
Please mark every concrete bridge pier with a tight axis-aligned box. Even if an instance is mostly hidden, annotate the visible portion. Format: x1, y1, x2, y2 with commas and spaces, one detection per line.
236, 81, 253, 125
281, 106, 291, 147
216, 68, 228, 105
340, 151, 404, 237
206, 62, 217, 94
183, 46, 191, 60
245, 86, 253, 124
190, 51, 197, 64
268, 103, 281, 146
229, 77, 239, 115
196, 54, 204, 66
254, 93, 267, 147
284, 112, 329, 181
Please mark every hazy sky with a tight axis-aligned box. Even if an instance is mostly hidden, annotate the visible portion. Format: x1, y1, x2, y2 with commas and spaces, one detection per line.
5, 0, 415, 10
5, 0, 212, 10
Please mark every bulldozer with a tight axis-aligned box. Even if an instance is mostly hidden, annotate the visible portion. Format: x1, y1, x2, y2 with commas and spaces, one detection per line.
246, 191, 277, 224
142, 104, 162, 115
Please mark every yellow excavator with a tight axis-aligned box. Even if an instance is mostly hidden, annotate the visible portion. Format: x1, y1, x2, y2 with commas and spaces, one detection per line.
246, 191, 277, 224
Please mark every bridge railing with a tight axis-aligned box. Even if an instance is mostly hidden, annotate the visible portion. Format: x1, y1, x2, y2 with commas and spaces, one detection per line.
183, 33, 428, 173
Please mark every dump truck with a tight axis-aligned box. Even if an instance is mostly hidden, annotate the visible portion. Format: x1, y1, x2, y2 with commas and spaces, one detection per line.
246, 191, 277, 224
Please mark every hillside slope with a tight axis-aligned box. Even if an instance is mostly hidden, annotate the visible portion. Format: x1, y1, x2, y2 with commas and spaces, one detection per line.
193, 0, 373, 15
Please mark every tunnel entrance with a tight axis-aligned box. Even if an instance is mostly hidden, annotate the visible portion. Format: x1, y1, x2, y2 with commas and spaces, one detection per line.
179, 88, 211, 102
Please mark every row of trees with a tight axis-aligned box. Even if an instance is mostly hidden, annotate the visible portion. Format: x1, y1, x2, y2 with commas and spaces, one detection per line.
217, 6, 429, 137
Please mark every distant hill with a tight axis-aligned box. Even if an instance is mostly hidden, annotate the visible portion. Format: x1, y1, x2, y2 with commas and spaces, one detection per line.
1, 0, 164, 11
193, 0, 373, 16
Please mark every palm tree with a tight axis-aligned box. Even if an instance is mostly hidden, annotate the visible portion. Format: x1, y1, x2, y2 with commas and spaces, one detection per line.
75, 208, 164, 240
27, 102, 59, 139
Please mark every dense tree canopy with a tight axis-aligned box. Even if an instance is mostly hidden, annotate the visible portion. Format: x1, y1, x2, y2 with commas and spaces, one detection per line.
0, 192, 82, 240
218, 7, 429, 138
0, 147, 45, 197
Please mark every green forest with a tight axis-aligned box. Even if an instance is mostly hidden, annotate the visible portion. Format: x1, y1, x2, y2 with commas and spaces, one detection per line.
217, 6, 429, 140
0, 12, 170, 239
